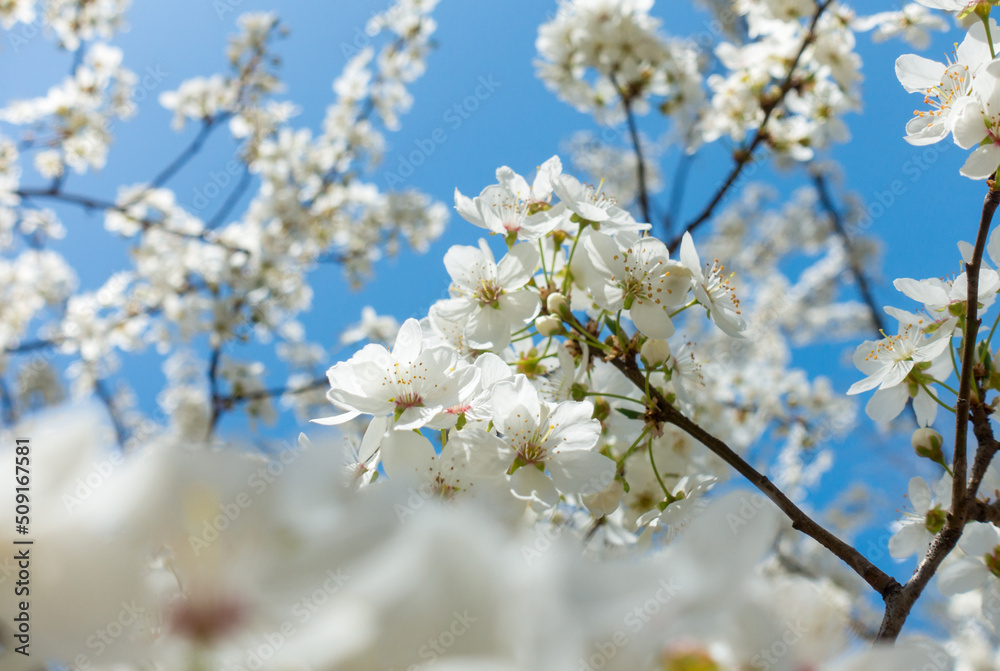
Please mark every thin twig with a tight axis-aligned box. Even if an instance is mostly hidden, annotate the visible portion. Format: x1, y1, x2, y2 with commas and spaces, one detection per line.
664, 152, 693, 237
214, 375, 327, 405
93, 379, 127, 449
207, 166, 253, 229
611, 75, 651, 225
147, 117, 228, 192
208, 346, 223, 437
666, 0, 831, 254
811, 171, 886, 336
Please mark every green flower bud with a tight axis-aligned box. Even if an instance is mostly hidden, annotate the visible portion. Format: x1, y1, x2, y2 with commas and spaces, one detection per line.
911, 427, 944, 465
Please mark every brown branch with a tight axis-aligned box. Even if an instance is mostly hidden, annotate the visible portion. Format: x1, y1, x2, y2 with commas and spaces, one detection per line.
15, 187, 249, 254
968, 499, 1000, 525
611, 74, 651, 225
875, 186, 1000, 643
968, 403, 1000, 501
608, 355, 899, 598
666, 0, 832, 254
811, 171, 886, 336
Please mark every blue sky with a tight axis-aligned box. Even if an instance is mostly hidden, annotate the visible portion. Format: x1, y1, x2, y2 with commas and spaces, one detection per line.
1, 1, 981, 594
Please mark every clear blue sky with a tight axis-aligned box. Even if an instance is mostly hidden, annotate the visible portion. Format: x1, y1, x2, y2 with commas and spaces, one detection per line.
0, 1, 978, 593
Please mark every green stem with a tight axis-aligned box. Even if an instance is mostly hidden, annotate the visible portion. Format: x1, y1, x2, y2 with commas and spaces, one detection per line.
950, 338, 961, 381
986, 309, 1000, 349
668, 299, 698, 319
649, 433, 671, 499
585, 392, 644, 405
616, 426, 651, 470
933, 379, 960, 397
983, 14, 997, 59
538, 239, 550, 285
561, 229, 584, 294
918, 380, 956, 414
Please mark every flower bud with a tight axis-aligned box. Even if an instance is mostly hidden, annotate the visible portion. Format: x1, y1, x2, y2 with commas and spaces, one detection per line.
536, 315, 565, 336
640, 338, 671, 367
546, 291, 569, 316
912, 427, 944, 464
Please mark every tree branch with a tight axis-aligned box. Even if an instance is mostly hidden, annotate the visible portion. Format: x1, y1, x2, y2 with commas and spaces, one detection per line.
666, 0, 831, 254
611, 75, 651, 225
663, 152, 693, 237
146, 116, 228, 193
811, 171, 886, 336
875, 186, 1000, 643
15, 187, 250, 253
207, 166, 253, 229
608, 355, 899, 598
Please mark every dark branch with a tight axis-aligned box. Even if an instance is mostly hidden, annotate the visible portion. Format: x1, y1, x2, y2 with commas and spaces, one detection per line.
611, 75, 651, 225
811, 171, 886, 336
666, 0, 832, 254
207, 166, 253, 229
608, 354, 898, 598
876, 186, 1000, 643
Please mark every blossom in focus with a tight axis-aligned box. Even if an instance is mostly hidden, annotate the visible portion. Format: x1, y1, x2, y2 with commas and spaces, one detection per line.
491, 375, 612, 507
432, 239, 541, 351
894, 21, 991, 147
315, 318, 479, 429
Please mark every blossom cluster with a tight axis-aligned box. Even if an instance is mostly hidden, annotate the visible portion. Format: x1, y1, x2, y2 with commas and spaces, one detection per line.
4, 0, 1000, 668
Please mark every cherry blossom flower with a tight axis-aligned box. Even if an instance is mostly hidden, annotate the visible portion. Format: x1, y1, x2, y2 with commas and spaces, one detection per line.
491, 375, 612, 507
889, 475, 952, 559
432, 239, 541, 351
453, 156, 564, 241
583, 231, 692, 338
315, 318, 479, 430
679, 232, 746, 337
847, 315, 956, 425
894, 20, 991, 146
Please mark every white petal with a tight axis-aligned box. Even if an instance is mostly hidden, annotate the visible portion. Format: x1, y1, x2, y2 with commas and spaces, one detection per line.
960, 144, 1000, 180
895, 54, 946, 93
960, 521, 1000, 556
938, 559, 989, 596
496, 242, 539, 288
630, 301, 675, 339
391, 318, 424, 363
865, 385, 910, 422
548, 450, 615, 497
379, 429, 436, 480
511, 465, 559, 507
908, 476, 932, 514
888, 523, 929, 559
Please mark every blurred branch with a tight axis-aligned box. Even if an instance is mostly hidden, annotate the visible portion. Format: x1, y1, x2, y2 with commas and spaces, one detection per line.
16, 186, 250, 253
811, 171, 887, 337
93, 378, 127, 449
207, 166, 253, 229
663, 152, 693, 237
611, 75, 651, 225
667, 0, 832, 254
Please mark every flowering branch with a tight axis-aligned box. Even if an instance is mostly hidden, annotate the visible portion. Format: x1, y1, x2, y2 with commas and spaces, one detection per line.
875, 186, 1000, 643
609, 354, 899, 598
666, 0, 832, 254
15, 186, 250, 253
